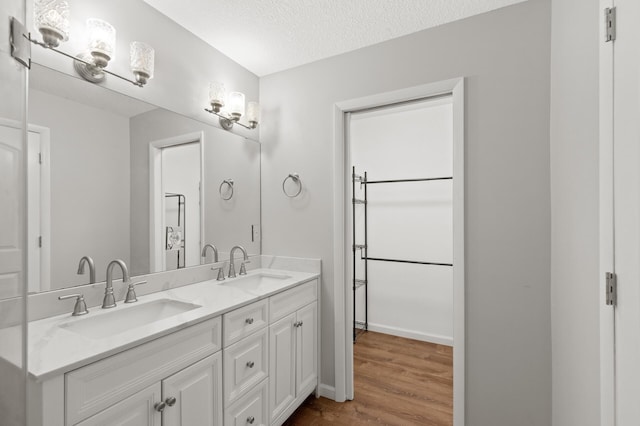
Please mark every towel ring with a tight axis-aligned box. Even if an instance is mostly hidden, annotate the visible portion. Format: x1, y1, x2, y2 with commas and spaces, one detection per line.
282, 173, 302, 198
219, 179, 234, 200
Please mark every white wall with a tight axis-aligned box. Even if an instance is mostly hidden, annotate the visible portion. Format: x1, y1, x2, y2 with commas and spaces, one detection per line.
549, 0, 600, 424
28, 89, 130, 288
351, 98, 453, 344
162, 143, 201, 269
260, 0, 551, 424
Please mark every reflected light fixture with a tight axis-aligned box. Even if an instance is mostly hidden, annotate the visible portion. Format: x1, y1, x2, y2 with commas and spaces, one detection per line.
28, 1, 154, 87
205, 82, 260, 130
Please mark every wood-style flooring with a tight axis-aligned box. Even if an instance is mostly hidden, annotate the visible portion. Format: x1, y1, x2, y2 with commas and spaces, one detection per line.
283, 331, 453, 426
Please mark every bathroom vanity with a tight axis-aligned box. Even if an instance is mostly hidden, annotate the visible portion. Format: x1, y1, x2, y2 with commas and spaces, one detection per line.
1, 266, 319, 426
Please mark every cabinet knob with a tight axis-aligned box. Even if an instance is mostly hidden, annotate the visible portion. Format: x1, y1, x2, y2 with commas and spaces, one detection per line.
299, 320, 304, 326
154, 401, 166, 412
245, 318, 254, 324
246, 361, 255, 368
165, 396, 177, 407
247, 416, 255, 424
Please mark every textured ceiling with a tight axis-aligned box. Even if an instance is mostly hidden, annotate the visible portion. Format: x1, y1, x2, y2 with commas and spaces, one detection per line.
144, 0, 527, 76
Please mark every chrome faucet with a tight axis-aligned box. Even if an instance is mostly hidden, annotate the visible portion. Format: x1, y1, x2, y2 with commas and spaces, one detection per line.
103, 259, 130, 309
228, 245, 249, 278
201, 244, 219, 263
202, 243, 225, 281
77, 256, 96, 284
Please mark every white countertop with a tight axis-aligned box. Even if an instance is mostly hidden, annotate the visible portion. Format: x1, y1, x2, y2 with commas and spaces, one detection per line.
0, 268, 319, 382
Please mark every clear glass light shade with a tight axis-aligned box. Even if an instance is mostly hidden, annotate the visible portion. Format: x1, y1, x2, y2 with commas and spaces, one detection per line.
34, 0, 70, 47
86, 18, 116, 67
209, 82, 226, 110
247, 101, 261, 125
228, 91, 245, 119
130, 42, 154, 84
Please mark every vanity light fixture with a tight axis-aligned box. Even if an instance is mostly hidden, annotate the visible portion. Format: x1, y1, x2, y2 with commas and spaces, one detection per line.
205, 82, 260, 130
24, 1, 155, 87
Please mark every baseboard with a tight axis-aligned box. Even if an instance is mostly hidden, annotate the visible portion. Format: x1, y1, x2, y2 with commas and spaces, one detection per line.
366, 323, 453, 346
318, 383, 336, 400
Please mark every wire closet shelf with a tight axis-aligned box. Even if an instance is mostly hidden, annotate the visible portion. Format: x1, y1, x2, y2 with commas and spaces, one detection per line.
351, 167, 454, 342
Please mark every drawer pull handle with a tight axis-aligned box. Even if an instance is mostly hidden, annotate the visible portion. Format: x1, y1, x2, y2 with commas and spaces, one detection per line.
154, 401, 166, 412
165, 396, 177, 407
245, 318, 254, 324
246, 361, 255, 368
247, 416, 255, 424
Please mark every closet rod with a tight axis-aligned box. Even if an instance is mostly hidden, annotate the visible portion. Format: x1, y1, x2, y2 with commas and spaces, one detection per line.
363, 176, 452, 184
363, 257, 453, 267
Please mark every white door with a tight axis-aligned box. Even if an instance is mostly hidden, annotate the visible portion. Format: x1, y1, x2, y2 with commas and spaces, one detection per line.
76, 383, 162, 426
269, 313, 296, 422
295, 302, 318, 395
0, 125, 24, 300
162, 353, 223, 426
601, 0, 640, 424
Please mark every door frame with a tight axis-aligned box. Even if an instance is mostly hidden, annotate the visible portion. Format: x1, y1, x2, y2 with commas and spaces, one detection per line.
149, 131, 204, 272
599, 0, 615, 424
332, 78, 465, 425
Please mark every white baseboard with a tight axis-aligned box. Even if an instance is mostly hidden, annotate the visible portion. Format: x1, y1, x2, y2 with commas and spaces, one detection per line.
366, 323, 453, 346
318, 383, 336, 400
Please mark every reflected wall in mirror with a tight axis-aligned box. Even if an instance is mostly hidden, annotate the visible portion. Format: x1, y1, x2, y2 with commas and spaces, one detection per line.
23, 64, 261, 295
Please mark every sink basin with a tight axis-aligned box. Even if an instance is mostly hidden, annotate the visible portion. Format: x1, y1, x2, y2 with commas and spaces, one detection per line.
222, 272, 291, 293
59, 299, 201, 339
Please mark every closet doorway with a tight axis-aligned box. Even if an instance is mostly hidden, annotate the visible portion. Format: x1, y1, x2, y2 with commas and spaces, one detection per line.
333, 79, 464, 425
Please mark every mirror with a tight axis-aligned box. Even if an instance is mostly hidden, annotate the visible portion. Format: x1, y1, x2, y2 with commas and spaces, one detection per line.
23, 63, 261, 295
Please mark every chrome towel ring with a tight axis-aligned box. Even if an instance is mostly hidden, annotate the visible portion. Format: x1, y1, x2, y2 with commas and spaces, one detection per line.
219, 179, 234, 200
282, 173, 302, 198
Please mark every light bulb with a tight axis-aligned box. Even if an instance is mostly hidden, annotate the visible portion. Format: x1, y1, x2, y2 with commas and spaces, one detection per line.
130, 42, 154, 85
228, 92, 245, 120
209, 82, 226, 112
34, 0, 70, 47
86, 18, 116, 68
247, 102, 260, 128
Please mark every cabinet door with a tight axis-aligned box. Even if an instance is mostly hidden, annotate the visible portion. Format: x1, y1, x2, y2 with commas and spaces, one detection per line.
269, 313, 296, 422
76, 383, 161, 426
162, 352, 223, 426
296, 302, 318, 395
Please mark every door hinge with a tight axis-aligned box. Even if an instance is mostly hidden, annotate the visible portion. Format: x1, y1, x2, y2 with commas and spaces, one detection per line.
38, 236, 42, 248
605, 7, 616, 42
606, 272, 617, 306
38, 152, 43, 164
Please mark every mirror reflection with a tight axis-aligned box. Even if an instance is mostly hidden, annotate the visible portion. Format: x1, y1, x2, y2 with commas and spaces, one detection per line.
25, 64, 261, 295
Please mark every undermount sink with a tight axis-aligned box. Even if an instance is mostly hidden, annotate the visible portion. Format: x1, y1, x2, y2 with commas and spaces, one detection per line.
222, 272, 292, 293
59, 299, 201, 339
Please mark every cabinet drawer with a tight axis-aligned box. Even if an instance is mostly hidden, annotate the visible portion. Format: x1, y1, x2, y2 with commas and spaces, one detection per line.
224, 378, 268, 426
269, 279, 317, 322
223, 327, 268, 407
66, 317, 221, 425
223, 299, 268, 347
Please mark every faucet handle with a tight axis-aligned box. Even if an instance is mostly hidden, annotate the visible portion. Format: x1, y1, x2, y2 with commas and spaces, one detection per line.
211, 265, 225, 281
239, 262, 248, 276
58, 293, 89, 316
124, 280, 147, 304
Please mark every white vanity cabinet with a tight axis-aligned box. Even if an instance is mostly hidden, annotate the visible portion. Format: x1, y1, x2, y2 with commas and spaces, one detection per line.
26, 275, 320, 426
268, 282, 318, 426
76, 353, 222, 426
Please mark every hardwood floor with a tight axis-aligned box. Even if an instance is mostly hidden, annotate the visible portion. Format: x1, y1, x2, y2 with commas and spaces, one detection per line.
283, 331, 453, 426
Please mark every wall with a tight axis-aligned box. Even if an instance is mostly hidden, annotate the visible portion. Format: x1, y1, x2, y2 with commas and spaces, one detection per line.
28, 89, 131, 288
129, 108, 260, 276
351, 98, 453, 344
260, 0, 551, 424
549, 0, 600, 424
27, 0, 259, 141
